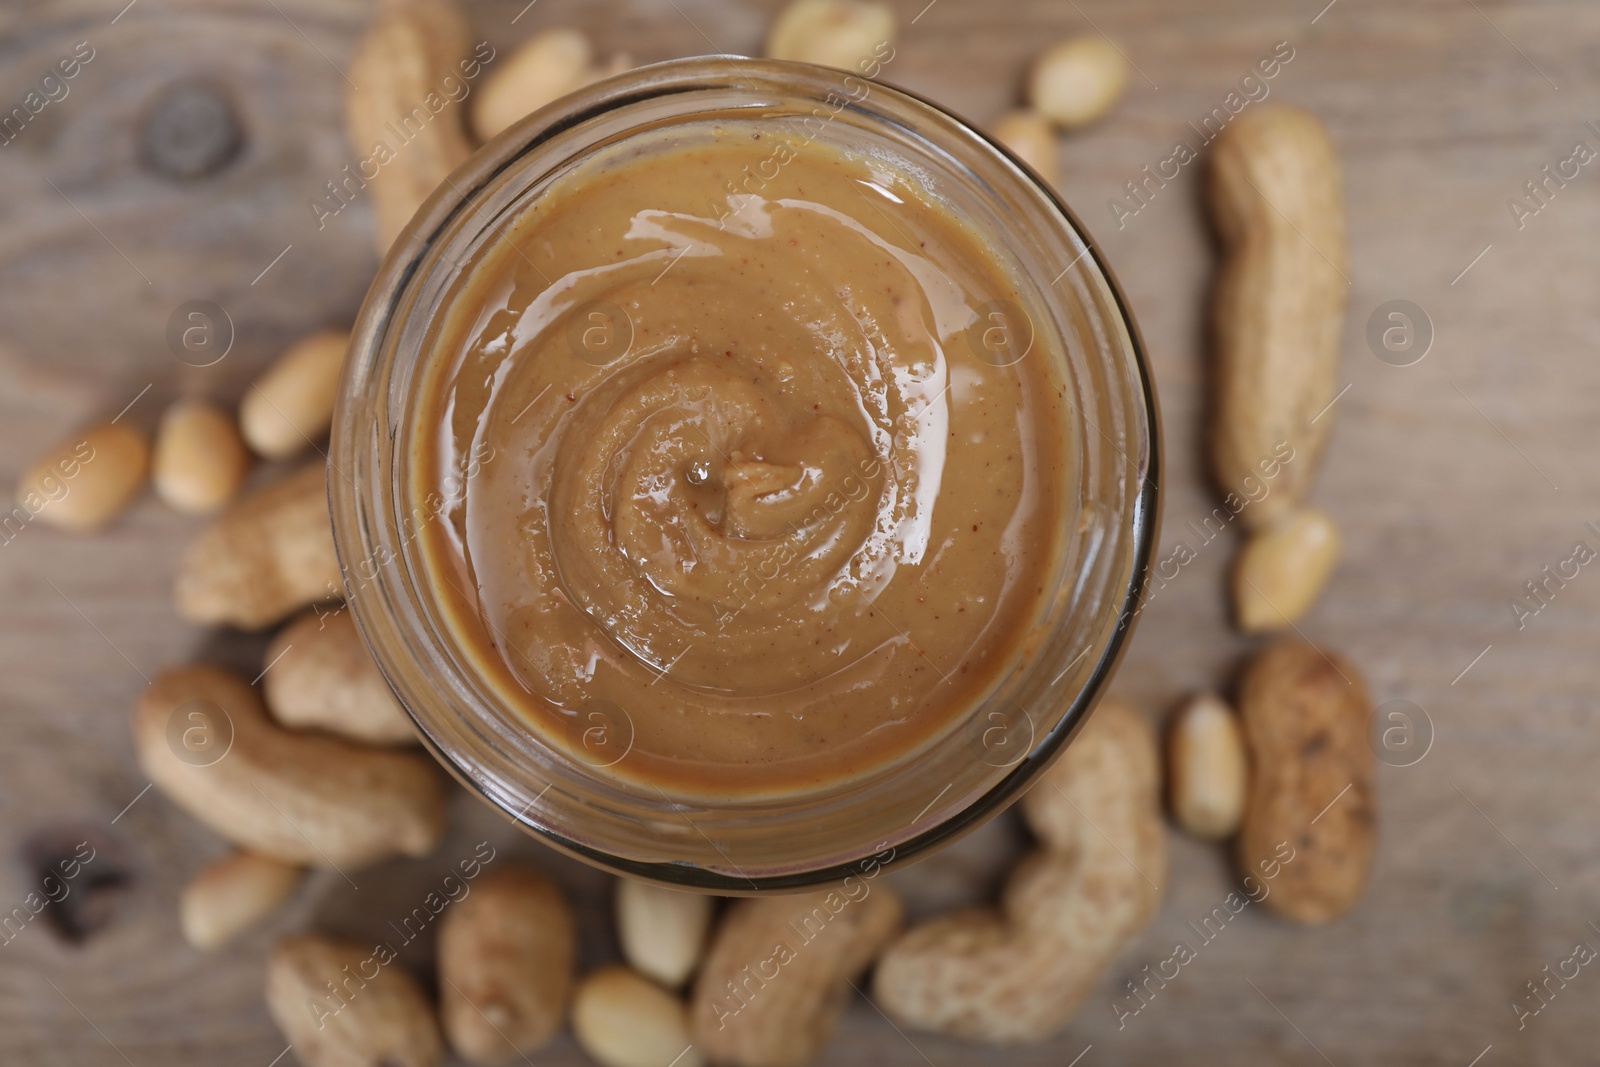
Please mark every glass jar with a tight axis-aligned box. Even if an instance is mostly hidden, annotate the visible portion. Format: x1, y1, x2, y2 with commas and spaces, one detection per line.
329, 56, 1159, 891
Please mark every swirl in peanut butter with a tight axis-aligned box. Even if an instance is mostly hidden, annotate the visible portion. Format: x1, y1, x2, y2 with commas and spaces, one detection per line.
414, 128, 1071, 796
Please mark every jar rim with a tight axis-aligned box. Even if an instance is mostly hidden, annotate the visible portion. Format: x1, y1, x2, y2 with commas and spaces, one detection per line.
330, 55, 1162, 892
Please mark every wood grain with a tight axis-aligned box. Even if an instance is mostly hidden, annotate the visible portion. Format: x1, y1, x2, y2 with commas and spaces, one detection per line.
3, 0, 1599, 1063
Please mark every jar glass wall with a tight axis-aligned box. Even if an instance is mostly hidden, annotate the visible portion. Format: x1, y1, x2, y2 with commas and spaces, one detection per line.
329, 56, 1159, 891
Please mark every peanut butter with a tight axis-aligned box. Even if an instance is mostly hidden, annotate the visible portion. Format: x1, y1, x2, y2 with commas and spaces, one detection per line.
411, 125, 1072, 797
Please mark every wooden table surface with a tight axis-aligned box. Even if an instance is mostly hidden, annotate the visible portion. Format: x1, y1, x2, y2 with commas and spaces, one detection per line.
3, 0, 1598, 1063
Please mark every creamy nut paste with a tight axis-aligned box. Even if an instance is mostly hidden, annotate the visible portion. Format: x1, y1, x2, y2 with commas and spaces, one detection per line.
412, 125, 1072, 797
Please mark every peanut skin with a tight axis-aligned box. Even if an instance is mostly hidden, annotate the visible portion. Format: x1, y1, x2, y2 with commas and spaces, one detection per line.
1237, 640, 1375, 924
692, 883, 902, 1067
267, 934, 442, 1067
345, 0, 475, 254
873, 698, 1166, 1043
132, 665, 445, 868
1207, 104, 1348, 530
263, 610, 416, 745
174, 463, 341, 630
438, 866, 576, 1063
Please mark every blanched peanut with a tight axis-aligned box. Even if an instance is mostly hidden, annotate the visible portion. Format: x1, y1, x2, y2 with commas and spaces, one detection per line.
573, 967, 702, 1067
472, 29, 594, 141
174, 462, 341, 630
16, 421, 149, 532
766, 0, 893, 70
439, 866, 575, 1062
240, 329, 348, 459
1233, 507, 1341, 632
153, 399, 250, 515
263, 610, 415, 745
267, 934, 442, 1067
1167, 693, 1247, 840
616, 879, 713, 989
991, 110, 1059, 186
180, 850, 302, 949
1028, 35, 1129, 130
